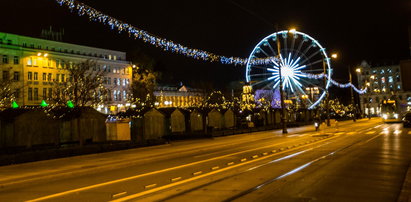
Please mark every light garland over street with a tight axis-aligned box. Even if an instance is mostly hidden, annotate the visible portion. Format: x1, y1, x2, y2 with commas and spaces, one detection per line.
54, 0, 366, 94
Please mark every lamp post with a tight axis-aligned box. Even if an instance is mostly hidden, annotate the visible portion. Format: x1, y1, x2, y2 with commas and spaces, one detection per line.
323, 53, 337, 127
276, 29, 288, 134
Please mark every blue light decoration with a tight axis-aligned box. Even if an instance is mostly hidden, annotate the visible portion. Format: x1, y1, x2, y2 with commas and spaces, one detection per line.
55, 0, 366, 97
268, 53, 306, 92
54, 0, 268, 66
246, 30, 332, 109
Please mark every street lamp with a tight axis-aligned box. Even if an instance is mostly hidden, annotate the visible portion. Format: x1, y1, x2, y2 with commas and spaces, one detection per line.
323, 52, 337, 126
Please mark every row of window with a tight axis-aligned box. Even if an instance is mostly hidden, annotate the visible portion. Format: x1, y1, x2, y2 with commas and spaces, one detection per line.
26, 57, 130, 75
26, 87, 128, 102
2, 55, 20, 65
0, 39, 123, 61
27, 72, 68, 82
364, 95, 411, 104
2, 71, 20, 81
363, 68, 400, 75
103, 77, 130, 86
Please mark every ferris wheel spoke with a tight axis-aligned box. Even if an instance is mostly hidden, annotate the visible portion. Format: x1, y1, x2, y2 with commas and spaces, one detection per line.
293, 39, 305, 61
301, 49, 322, 65
266, 42, 278, 58
259, 48, 272, 58
283, 36, 288, 55
301, 43, 314, 56
302, 58, 324, 69
290, 34, 296, 56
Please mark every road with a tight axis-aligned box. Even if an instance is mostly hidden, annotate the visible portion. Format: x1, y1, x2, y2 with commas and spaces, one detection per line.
0, 118, 410, 201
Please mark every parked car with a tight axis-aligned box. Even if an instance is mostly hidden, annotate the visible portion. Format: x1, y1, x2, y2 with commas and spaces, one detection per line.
402, 112, 411, 128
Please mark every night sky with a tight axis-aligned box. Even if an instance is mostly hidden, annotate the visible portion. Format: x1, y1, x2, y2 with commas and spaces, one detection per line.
1, 0, 410, 98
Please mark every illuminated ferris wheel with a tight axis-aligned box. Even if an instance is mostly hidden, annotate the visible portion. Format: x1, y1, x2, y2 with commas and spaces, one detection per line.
246, 30, 332, 109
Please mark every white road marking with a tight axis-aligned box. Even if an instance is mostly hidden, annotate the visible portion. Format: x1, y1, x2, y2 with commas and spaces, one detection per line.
366, 131, 375, 135
144, 184, 157, 189
112, 192, 127, 198
227, 162, 234, 166
192, 171, 202, 176
27, 135, 339, 202
171, 177, 182, 182
211, 166, 219, 170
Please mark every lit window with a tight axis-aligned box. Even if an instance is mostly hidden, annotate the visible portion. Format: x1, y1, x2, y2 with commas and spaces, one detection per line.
34, 72, 38, 81
48, 73, 52, 81
28, 88, 33, 100
381, 77, 385, 83
13, 72, 19, 81
113, 55, 117, 60
43, 88, 47, 100
34, 88, 38, 100
13, 56, 19, 64
2, 55, 8, 64
388, 76, 393, 83
42, 73, 47, 81
380, 69, 384, 74
398, 85, 401, 90
28, 72, 32, 80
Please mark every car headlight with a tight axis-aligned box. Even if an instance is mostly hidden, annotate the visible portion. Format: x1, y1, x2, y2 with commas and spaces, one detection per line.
383, 114, 388, 119
394, 114, 399, 119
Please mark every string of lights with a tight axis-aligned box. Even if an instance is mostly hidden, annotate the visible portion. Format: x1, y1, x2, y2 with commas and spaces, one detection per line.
54, 0, 273, 66
54, 0, 367, 94
304, 73, 367, 94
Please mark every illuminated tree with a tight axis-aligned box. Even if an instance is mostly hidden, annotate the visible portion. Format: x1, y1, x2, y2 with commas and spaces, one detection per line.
129, 66, 157, 108
0, 67, 15, 109
51, 60, 107, 107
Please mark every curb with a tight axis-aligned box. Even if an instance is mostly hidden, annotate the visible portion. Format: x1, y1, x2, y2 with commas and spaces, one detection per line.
398, 162, 411, 202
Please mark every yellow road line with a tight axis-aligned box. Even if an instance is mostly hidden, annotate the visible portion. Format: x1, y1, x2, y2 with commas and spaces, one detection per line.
110, 136, 340, 202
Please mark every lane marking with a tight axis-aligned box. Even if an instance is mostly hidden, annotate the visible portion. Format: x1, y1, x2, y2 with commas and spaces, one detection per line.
347, 132, 356, 135
240, 158, 247, 162
110, 138, 338, 202
144, 184, 157, 189
262, 152, 268, 156
112, 192, 127, 198
28, 136, 304, 202
192, 171, 202, 176
227, 162, 235, 166
28, 132, 343, 202
252, 155, 259, 159
171, 177, 182, 182
211, 166, 220, 170
366, 131, 375, 135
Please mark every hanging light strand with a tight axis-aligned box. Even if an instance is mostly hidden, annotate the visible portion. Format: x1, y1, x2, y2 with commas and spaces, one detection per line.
55, 0, 271, 66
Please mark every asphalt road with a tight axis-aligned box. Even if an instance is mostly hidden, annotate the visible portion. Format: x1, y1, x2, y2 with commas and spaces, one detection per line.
0, 118, 410, 202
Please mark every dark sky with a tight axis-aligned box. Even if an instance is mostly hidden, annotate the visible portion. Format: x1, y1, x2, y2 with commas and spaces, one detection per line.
1, 0, 410, 93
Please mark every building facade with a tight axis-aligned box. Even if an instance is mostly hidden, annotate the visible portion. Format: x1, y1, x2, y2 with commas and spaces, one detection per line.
154, 85, 205, 108
357, 62, 411, 115
0, 32, 132, 113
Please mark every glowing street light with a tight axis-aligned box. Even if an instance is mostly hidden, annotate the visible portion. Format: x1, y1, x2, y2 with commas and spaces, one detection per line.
289, 28, 296, 33
331, 53, 338, 59
356, 68, 361, 73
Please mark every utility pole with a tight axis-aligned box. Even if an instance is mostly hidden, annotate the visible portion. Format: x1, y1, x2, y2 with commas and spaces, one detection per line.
349, 68, 356, 122
276, 30, 288, 134
323, 59, 330, 126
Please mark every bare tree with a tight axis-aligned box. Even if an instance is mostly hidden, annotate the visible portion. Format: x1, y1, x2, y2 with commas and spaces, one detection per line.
0, 67, 15, 109
51, 60, 107, 107
129, 67, 157, 108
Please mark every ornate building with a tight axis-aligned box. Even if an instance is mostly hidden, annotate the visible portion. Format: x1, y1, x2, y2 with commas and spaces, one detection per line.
153, 84, 205, 108
357, 61, 411, 115
0, 32, 132, 113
